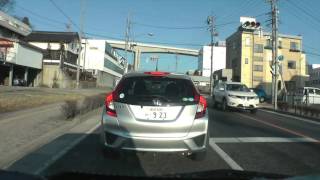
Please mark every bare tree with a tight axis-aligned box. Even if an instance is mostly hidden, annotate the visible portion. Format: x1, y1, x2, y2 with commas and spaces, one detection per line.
0, 0, 15, 12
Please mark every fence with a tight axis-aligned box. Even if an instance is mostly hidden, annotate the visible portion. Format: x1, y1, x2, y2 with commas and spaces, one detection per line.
278, 94, 320, 118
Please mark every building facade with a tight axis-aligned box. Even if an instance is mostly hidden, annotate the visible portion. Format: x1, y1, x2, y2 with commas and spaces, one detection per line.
81, 39, 125, 88
308, 65, 320, 88
198, 41, 226, 77
0, 11, 43, 87
226, 18, 308, 95
25, 31, 81, 88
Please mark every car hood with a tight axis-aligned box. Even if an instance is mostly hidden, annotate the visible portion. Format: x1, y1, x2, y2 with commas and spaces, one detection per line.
227, 91, 257, 97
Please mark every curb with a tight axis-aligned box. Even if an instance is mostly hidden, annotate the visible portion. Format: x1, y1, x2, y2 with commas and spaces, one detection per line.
260, 107, 320, 122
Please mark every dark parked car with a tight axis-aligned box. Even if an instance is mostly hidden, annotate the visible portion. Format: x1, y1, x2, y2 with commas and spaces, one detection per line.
250, 88, 267, 103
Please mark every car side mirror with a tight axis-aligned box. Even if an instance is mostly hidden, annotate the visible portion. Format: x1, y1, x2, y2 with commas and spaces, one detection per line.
219, 87, 225, 91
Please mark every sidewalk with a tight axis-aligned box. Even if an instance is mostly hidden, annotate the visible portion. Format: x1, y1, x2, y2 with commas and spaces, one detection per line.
259, 103, 320, 121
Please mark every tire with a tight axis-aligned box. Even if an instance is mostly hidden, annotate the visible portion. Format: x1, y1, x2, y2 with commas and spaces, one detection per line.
221, 98, 228, 111
189, 137, 208, 161
259, 97, 265, 103
250, 109, 257, 114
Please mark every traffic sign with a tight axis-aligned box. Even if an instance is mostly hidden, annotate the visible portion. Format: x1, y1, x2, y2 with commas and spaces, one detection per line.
278, 55, 284, 61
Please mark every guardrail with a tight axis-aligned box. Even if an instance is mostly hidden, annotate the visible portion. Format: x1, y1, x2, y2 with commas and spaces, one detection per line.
277, 94, 320, 118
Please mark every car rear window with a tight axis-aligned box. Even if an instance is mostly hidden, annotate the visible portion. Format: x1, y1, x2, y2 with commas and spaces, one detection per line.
115, 76, 198, 106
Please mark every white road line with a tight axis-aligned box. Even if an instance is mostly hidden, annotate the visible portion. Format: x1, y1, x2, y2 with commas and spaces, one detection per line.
212, 137, 318, 143
260, 109, 320, 126
209, 138, 243, 171
34, 123, 100, 175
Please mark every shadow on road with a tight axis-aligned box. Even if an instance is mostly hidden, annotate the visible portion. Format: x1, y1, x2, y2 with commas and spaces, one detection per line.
8, 132, 146, 177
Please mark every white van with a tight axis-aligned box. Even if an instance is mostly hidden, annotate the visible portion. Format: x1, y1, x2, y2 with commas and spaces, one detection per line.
294, 87, 320, 105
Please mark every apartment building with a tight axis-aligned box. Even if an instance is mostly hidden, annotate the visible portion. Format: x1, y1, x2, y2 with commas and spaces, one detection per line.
226, 17, 308, 95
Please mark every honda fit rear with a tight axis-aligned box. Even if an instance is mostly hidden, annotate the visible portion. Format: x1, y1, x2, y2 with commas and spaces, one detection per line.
100, 72, 209, 160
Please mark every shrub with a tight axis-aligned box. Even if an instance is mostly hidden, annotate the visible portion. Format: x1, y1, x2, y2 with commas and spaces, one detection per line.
61, 100, 78, 119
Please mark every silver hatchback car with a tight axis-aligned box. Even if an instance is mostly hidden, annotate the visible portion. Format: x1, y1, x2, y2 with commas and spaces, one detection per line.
100, 71, 209, 160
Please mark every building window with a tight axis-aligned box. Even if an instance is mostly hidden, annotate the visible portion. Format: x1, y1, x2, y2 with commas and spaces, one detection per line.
265, 39, 272, 49
290, 42, 300, 52
253, 56, 263, 62
245, 58, 249, 64
245, 37, 251, 46
253, 76, 263, 82
288, 60, 296, 69
253, 65, 263, 72
254, 44, 263, 53
278, 40, 282, 48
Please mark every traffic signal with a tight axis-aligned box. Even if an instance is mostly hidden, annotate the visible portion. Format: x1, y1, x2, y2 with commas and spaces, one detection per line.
242, 21, 261, 30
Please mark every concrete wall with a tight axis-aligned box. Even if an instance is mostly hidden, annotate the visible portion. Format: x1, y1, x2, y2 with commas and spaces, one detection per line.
41, 65, 75, 88
96, 70, 120, 88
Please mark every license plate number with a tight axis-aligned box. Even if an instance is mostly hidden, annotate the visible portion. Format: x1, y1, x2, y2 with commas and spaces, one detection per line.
145, 108, 168, 120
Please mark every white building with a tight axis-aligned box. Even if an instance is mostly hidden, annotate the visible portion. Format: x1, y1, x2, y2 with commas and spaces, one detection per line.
198, 42, 226, 77
81, 39, 125, 87
0, 11, 43, 87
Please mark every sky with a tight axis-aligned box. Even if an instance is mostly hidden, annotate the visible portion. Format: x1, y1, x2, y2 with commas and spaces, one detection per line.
11, 0, 320, 73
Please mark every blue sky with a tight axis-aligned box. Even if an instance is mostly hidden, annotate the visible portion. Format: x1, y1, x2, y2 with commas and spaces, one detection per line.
12, 0, 320, 72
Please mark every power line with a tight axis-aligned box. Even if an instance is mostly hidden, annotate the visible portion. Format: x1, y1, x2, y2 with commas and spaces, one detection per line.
132, 22, 207, 30
283, 2, 320, 33
286, 0, 320, 25
48, 0, 80, 31
16, 5, 66, 25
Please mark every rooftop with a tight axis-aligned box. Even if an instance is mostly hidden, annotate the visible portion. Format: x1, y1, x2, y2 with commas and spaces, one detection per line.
24, 31, 80, 43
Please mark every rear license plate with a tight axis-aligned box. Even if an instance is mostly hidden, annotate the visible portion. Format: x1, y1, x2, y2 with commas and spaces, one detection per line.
144, 107, 169, 120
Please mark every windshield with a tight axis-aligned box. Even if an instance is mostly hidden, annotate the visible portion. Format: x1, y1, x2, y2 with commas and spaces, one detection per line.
1, 0, 319, 179
226, 84, 250, 92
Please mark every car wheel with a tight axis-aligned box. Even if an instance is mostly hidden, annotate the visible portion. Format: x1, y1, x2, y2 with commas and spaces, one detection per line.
259, 97, 265, 103
221, 99, 228, 111
250, 109, 257, 114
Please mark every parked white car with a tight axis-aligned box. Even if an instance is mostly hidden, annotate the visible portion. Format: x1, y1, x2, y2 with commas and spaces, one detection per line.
212, 82, 260, 113
293, 87, 320, 105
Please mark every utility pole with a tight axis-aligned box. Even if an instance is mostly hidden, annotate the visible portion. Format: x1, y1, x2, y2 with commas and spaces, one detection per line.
124, 13, 131, 73
269, 0, 279, 110
175, 54, 178, 72
207, 15, 218, 96
76, 0, 85, 89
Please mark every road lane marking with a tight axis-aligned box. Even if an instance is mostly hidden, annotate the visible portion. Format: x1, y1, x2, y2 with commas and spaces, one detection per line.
237, 113, 319, 143
209, 138, 243, 171
212, 137, 318, 143
34, 123, 100, 175
259, 109, 320, 126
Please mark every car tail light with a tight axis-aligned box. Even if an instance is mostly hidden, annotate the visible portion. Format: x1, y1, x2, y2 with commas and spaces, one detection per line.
195, 95, 207, 119
105, 92, 117, 117
144, 71, 170, 76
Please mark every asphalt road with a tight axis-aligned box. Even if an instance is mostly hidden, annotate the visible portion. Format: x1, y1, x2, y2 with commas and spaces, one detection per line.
33, 102, 320, 178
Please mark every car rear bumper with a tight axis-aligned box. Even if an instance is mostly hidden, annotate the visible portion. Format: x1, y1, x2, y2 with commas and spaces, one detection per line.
101, 130, 208, 153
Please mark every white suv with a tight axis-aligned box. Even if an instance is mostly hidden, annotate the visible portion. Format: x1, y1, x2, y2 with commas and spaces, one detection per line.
212, 82, 259, 113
